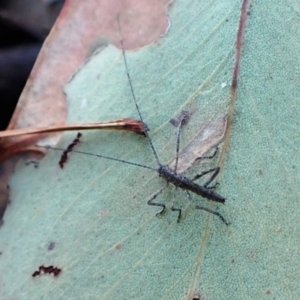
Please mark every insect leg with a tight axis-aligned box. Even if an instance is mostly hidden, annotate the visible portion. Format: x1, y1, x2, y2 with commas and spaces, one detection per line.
186, 191, 229, 225
192, 167, 219, 184
203, 167, 220, 188
147, 185, 168, 216
171, 205, 181, 222
194, 204, 230, 226
196, 147, 219, 161
174, 114, 190, 174
193, 148, 220, 188
170, 188, 181, 222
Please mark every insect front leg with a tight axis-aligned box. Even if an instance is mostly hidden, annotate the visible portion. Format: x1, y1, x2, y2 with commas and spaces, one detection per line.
147, 186, 167, 216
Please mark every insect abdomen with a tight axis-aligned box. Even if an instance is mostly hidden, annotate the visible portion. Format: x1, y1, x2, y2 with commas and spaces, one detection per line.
158, 165, 225, 204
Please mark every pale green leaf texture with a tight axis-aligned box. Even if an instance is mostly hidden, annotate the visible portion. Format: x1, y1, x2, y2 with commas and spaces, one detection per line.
1, 1, 300, 299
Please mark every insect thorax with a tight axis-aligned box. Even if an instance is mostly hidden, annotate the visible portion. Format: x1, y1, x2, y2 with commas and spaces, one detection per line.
158, 165, 185, 186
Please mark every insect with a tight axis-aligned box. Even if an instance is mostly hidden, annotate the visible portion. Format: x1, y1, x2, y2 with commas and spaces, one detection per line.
49, 19, 229, 225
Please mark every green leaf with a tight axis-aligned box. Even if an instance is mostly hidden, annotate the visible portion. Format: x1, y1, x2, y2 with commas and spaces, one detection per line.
1, 1, 300, 299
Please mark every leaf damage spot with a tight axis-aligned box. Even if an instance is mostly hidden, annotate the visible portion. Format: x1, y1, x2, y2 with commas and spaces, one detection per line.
185, 289, 203, 300
47, 241, 56, 251
170, 110, 193, 127
169, 115, 227, 174
32, 265, 61, 278
25, 160, 39, 168
115, 243, 122, 250
59, 132, 82, 169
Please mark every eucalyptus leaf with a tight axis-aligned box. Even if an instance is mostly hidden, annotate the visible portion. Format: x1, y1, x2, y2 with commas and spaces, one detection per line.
1, 1, 300, 299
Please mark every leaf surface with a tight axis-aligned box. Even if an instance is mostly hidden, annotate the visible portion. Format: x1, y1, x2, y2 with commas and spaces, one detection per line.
1, 1, 299, 299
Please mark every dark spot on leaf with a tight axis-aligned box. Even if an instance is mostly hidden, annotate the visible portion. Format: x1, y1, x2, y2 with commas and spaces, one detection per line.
115, 243, 122, 250
266, 289, 271, 295
192, 291, 201, 300
47, 241, 55, 250
32, 265, 61, 277
25, 160, 39, 168
170, 110, 193, 127
59, 132, 82, 168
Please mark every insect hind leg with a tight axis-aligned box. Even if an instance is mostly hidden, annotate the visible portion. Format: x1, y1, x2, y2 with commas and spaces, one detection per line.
147, 186, 167, 216
170, 187, 182, 222
194, 204, 230, 226
170, 204, 181, 223
186, 191, 229, 225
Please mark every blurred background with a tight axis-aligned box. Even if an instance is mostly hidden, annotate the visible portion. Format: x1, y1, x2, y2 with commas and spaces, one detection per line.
0, 0, 64, 130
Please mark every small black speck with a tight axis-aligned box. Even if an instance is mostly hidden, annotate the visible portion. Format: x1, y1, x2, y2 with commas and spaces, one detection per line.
47, 241, 55, 250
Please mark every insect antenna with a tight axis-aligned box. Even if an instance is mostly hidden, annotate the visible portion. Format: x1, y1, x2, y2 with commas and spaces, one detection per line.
117, 17, 161, 166
174, 112, 190, 174
41, 145, 156, 171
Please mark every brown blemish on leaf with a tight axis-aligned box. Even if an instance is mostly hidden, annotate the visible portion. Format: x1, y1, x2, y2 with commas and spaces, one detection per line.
170, 110, 194, 127
115, 243, 122, 250
59, 132, 82, 169
169, 115, 227, 174
32, 265, 61, 277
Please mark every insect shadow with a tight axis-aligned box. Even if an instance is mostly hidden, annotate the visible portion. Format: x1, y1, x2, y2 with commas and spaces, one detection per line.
48, 20, 229, 226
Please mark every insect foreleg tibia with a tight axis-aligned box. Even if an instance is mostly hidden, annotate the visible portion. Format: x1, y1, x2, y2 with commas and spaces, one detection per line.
147, 186, 167, 216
